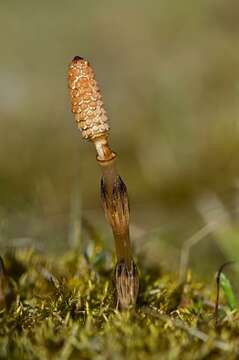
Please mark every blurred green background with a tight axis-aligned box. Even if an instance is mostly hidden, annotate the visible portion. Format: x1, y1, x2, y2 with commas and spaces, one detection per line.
1, 0, 239, 278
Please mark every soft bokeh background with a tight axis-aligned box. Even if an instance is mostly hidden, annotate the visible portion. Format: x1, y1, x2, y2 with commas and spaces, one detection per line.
1, 0, 239, 278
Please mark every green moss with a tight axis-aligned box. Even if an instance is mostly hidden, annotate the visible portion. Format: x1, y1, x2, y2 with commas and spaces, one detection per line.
0, 247, 238, 359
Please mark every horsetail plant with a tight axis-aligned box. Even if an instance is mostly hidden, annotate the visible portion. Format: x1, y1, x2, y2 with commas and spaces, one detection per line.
68, 56, 139, 309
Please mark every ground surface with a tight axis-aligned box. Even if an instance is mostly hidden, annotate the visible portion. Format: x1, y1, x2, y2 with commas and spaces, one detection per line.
0, 246, 239, 360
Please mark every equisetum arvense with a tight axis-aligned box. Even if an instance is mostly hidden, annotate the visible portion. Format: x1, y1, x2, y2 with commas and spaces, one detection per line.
68, 56, 139, 309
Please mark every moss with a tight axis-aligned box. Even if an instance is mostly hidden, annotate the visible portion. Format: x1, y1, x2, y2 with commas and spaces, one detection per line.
0, 246, 238, 359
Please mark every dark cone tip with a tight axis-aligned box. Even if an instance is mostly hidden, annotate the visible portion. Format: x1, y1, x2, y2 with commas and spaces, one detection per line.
72, 56, 88, 64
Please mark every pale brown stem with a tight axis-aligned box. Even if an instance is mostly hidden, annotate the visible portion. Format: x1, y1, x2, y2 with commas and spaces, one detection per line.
98, 155, 139, 309
99, 157, 132, 267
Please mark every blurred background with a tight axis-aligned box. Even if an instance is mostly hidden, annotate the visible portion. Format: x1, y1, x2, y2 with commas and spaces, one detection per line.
1, 0, 239, 279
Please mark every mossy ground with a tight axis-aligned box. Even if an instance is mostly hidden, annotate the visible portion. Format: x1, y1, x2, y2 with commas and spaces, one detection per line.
0, 245, 239, 360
